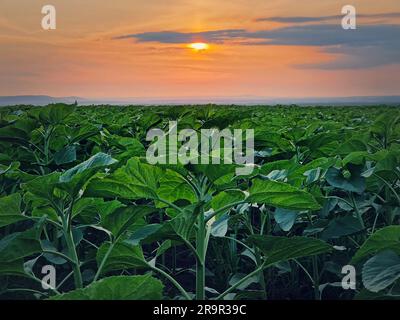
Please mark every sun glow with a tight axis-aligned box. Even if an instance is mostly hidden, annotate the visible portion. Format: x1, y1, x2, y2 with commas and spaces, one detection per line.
188, 42, 209, 51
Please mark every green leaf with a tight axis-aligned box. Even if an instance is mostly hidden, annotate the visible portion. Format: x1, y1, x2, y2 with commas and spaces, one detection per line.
374, 151, 400, 174
54, 146, 77, 165
85, 178, 141, 200
248, 235, 332, 266
157, 169, 196, 204
137, 113, 161, 130
0, 228, 42, 263
248, 179, 321, 211
0, 162, 20, 176
58, 153, 117, 196
0, 193, 27, 228
260, 160, 294, 176
32, 206, 58, 222
298, 132, 339, 155
154, 240, 173, 260
326, 166, 365, 193
50, 274, 163, 300
172, 204, 199, 239
321, 215, 364, 240
336, 139, 367, 157
304, 167, 324, 184
0, 125, 29, 145
371, 113, 399, 137
70, 123, 101, 144
0, 260, 27, 277
96, 242, 148, 275
101, 205, 157, 238
115, 137, 146, 160
72, 197, 123, 223
368, 151, 400, 184
86, 158, 161, 200
229, 273, 258, 291
22, 172, 61, 201
362, 250, 400, 293
210, 213, 229, 237
2, 163, 36, 183
293, 157, 335, 177
125, 224, 163, 246
210, 190, 246, 214
118, 157, 161, 193
40, 104, 76, 125
342, 151, 370, 166
126, 204, 199, 245
194, 163, 236, 184
274, 208, 298, 232
41, 240, 68, 265
352, 226, 400, 264
59, 152, 117, 184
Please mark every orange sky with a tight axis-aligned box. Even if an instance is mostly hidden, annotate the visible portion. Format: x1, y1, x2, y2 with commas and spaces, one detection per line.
1, 0, 399, 99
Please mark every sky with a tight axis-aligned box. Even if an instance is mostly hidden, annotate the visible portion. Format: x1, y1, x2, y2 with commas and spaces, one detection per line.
0, 0, 399, 99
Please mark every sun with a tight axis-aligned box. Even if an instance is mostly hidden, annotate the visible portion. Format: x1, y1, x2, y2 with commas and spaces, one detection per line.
188, 42, 209, 51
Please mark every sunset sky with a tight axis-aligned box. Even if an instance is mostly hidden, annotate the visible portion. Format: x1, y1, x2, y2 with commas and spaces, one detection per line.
1, 0, 399, 99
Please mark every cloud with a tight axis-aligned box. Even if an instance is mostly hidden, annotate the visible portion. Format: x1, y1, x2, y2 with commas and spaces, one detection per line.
256, 12, 400, 24
246, 24, 400, 68
246, 24, 399, 46
114, 29, 245, 44
297, 45, 400, 69
115, 23, 400, 69
256, 16, 339, 23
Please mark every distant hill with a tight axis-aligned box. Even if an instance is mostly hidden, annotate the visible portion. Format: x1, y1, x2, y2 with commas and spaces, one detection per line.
1, 95, 399, 106
0, 95, 83, 106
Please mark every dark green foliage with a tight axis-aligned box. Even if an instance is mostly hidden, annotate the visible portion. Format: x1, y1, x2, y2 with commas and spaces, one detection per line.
0, 103, 399, 300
